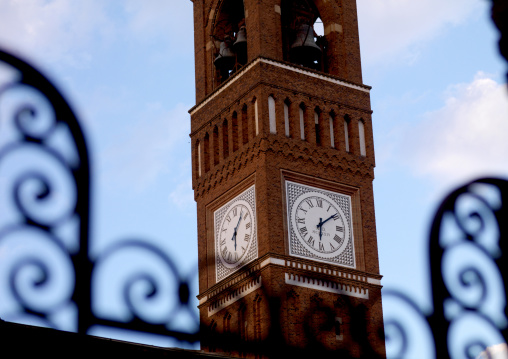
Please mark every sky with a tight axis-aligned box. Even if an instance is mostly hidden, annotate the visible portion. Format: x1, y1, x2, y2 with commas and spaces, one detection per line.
0, 0, 507, 357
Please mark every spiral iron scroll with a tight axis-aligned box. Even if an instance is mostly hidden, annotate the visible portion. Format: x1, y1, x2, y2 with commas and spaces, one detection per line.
1, 49, 508, 356
383, 179, 508, 358
0, 49, 198, 343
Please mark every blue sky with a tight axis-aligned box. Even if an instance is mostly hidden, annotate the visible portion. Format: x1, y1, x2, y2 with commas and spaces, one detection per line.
0, 0, 507, 357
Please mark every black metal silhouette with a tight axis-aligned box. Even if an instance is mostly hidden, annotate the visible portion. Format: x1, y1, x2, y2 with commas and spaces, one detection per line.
0, 49, 199, 344
1, 47, 507, 358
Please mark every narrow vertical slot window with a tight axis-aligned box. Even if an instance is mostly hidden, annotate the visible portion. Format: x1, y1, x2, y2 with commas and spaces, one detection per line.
299, 106, 305, 140
268, 96, 276, 134
204, 132, 210, 173
197, 141, 202, 177
222, 120, 229, 159
284, 102, 290, 137
329, 115, 335, 148
254, 98, 259, 136
344, 117, 350, 152
242, 105, 248, 144
314, 110, 321, 145
335, 317, 343, 340
213, 125, 219, 165
359, 120, 366, 156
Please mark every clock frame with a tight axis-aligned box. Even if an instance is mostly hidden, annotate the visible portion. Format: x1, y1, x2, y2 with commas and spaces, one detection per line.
213, 184, 258, 282
283, 171, 364, 269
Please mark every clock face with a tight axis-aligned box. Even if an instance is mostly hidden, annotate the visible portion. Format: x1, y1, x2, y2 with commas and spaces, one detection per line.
214, 185, 257, 281
286, 181, 355, 267
217, 200, 254, 267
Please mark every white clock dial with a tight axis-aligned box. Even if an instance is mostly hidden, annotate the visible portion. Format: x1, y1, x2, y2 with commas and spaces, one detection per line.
217, 200, 254, 268
214, 185, 258, 281
292, 192, 349, 258
286, 181, 355, 267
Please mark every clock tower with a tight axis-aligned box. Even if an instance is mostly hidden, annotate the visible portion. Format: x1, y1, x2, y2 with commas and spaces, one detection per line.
189, 0, 385, 357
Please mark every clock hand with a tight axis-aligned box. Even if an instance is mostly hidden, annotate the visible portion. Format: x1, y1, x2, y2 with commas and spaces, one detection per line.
231, 211, 243, 251
316, 213, 338, 240
318, 213, 337, 227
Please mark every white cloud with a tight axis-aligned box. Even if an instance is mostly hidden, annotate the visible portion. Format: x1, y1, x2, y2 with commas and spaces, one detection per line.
477, 343, 508, 359
0, 0, 116, 68
357, 0, 482, 64
100, 103, 191, 192
401, 72, 508, 190
0, 1, 193, 68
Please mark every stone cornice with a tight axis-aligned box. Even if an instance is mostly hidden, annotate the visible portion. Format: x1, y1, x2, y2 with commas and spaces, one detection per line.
189, 57, 371, 116
197, 253, 383, 313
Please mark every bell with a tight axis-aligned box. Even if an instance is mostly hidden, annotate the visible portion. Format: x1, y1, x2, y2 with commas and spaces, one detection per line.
233, 26, 247, 65
290, 24, 322, 68
214, 35, 235, 72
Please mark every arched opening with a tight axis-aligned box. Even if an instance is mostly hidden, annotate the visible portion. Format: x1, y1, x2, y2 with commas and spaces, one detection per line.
299, 103, 306, 140
268, 95, 276, 134
253, 97, 259, 136
204, 132, 210, 173
329, 112, 335, 148
195, 140, 201, 178
241, 104, 249, 144
314, 108, 321, 145
209, 320, 218, 352
281, 0, 326, 72
213, 125, 220, 165
222, 119, 229, 159
344, 115, 351, 153
284, 99, 291, 137
358, 119, 366, 156
232, 111, 239, 152
212, 0, 247, 86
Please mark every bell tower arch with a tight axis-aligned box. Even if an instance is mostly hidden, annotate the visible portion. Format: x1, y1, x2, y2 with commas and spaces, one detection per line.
190, 0, 385, 357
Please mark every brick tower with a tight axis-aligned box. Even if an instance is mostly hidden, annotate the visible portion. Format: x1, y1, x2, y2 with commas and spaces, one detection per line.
189, 0, 385, 357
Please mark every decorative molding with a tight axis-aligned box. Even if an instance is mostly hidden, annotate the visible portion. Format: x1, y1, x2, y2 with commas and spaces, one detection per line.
260, 257, 285, 268
260, 58, 370, 93
208, 276, 262, 316
189, 57, 371, 115
194, 137, 374, 198
285, 273, 369, 299
367, 277, 381, 285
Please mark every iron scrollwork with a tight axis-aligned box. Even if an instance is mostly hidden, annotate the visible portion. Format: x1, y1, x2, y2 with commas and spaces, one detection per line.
0, 49, 199, 343
383, 178, 508, 358
1, 47, 508, 357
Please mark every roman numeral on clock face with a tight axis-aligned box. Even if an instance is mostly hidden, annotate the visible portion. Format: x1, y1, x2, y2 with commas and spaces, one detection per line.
246, 222, 251, 229
333, 234, 341, 243
305, 199, 314, 208
296, 217, 305, 224
336, 226, 343, 232
299, 227, 308, 237
244, 234, 250, 241
307, 236, 314, 247
233, 207, 238, 216
319, 242, 324, 251
316, 199, 323, 208
222, 247, 228, 257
